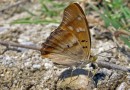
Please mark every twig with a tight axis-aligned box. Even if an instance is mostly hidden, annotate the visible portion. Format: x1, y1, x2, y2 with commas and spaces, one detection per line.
0, 41, 130, 72
0, 40, 41, 51
97, 61, 130, 72
0, 0, 30, 12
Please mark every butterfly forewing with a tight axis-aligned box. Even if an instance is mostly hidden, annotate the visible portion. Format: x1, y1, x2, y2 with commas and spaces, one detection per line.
60, 3, 91, 59
41, 3, 91, 66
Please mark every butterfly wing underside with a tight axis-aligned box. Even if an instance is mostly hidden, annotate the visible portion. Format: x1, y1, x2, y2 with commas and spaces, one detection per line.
41, 3, 91, 66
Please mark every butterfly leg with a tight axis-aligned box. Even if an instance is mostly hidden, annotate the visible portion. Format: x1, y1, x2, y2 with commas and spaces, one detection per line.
69, 66, 76, 83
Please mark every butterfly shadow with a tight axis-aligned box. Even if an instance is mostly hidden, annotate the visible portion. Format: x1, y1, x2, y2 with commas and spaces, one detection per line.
55, 68, 96, 89
59, 68, 92, 79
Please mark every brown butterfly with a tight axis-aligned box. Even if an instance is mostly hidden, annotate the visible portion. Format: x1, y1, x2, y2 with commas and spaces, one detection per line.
40, 3, 91, 67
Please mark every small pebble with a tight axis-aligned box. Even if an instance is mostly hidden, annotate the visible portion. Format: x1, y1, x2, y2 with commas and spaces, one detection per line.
32, 64, 41, 69
44, 63, 53, 69
116, 82, 127, 90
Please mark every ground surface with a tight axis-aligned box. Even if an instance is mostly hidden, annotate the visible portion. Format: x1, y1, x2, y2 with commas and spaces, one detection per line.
0, 1, 130, 90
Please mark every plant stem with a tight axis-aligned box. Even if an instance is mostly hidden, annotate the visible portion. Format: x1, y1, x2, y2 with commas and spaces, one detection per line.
0, 40, 41, 51
97, 61, 130, 72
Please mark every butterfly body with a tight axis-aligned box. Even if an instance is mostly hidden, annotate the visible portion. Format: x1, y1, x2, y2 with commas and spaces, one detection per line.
41, 3, 91, 67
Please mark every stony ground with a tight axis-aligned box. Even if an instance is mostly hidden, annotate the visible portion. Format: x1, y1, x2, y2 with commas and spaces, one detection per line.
0, 1, 130, 90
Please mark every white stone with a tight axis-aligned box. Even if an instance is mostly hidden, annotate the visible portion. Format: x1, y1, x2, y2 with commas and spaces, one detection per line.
32, 64, 41, 69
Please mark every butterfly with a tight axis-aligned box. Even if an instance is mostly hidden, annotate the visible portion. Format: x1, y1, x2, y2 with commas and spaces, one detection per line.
40, 3, 91, 67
